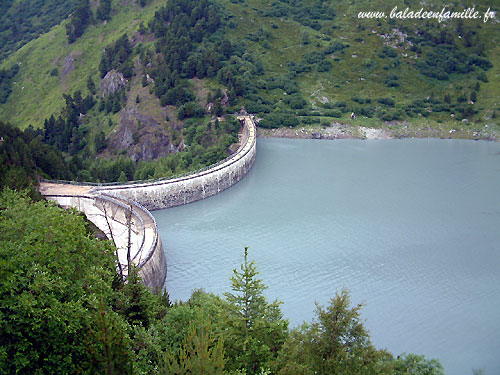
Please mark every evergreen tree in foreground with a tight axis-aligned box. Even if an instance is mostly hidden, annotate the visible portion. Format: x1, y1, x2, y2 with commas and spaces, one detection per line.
161, 312, 226, 375
223, 247, 288, 374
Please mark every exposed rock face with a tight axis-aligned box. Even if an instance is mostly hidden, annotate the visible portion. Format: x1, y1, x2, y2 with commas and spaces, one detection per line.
62, 50, 82, 78
99, 70, 127, 97
61, 50, 82, 91
108, 105, 183, 162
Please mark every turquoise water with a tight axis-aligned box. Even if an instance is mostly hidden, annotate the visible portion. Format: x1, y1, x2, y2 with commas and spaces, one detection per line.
153, 138, 500, 375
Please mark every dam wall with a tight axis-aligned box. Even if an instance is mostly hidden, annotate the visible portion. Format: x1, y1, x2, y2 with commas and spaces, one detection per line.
43, 193, 166, 291
95, 115, 256, 210
40, 115, 257, 291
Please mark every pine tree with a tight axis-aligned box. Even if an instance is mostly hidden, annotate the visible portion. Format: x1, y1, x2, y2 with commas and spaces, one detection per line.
225, 247, 267, 330
161, 313, 226, 375
96, 0, 112, 21
116, 266, 155, 329
69, 127, 83, 155
87, 299, 133, 375
95, 131, 107, 153
272, 290, 399, 375
117, 171, 127, 182
87, 76, 96, 95
223, 247, 288, 374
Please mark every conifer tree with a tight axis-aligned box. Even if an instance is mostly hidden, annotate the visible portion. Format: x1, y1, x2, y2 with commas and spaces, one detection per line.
87, 75, 96, 95
117, 171, 127, 183
87, 299, 133, 375
161, 313, 225, 375
223, 247, 288, 374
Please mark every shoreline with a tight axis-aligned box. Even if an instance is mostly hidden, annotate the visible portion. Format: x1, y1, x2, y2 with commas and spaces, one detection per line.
257, 121, 500, 142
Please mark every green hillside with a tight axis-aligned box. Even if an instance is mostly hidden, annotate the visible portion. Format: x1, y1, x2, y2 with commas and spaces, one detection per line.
0, 0, 78, 62
0, 0, 499, 183
221, 0, 500, 136
0, 0, 161, 128
2, 1, 500, 127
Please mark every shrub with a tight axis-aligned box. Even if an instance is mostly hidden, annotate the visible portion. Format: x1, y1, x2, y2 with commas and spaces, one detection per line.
284, 94, 307, 109
377, 97, 395, 107
317, 60, 332, 72
177, 102, 205, 120
259, 111, 299, 128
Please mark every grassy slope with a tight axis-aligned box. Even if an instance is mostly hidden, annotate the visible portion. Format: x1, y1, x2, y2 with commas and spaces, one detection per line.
1, 0, 499, 137
222, 0, 500, 137
0, 0, 77, 62
0, 0, 163, 129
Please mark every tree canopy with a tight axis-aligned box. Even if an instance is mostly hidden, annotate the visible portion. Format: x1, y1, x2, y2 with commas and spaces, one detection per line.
0, 189, 117, 373
0, 196, 444, 375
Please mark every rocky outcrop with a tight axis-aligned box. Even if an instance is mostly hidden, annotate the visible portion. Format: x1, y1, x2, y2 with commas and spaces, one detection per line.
62, 50, 82, 78
99, 70, 127, 97
61, 50, 82, 91
108, 105, 183, 161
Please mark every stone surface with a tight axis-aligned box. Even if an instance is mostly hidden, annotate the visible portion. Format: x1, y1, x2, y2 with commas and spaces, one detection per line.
99, 70, 127, 98
39, 116, 257, 290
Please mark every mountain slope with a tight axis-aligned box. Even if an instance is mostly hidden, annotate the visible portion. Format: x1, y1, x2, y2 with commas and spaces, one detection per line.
0, 0, 78, 62
0, 0, 162, 129
1, 0, 500, 172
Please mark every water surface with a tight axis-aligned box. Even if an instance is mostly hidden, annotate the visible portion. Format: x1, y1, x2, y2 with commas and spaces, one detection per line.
154, 138, 500, 375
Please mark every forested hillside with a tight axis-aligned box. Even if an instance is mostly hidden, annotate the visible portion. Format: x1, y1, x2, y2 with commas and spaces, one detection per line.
0, 0, 77, 62
0, 0, 244, 183
0, 0, 499, 185
222, 0, 499, 136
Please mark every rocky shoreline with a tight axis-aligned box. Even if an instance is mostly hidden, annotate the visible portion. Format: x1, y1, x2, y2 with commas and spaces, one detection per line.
257, 121, 500, 142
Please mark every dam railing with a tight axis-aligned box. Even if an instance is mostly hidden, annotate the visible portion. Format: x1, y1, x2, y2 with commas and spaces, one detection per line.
44, 193, 151, 271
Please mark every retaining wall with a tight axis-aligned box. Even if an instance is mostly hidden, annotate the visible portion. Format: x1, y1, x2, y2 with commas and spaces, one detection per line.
95, 115, 257, 210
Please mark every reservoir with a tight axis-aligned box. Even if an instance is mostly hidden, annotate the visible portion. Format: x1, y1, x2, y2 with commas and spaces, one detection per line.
153, 138, 500, 375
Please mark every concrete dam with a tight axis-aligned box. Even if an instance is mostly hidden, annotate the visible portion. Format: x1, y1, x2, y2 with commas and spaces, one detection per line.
40, 115, 257, 290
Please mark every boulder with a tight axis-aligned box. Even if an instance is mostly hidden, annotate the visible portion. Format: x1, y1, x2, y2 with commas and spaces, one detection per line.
99, 70, 127, 98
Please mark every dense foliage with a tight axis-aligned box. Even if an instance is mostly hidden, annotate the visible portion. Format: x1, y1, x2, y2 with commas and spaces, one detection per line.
66, 0, 92, 43
0, 64, 18, 104
0, 193, 445, 374
263, 0, 336, 29
0, 121, 72, 196
99, 34, 135, 79
43, 91, 95, 155
40, 105, 240, 183
96, 0, 112, 22
0, 0, 77, 61
0, 189, 118, 373
147, 0, 223, 105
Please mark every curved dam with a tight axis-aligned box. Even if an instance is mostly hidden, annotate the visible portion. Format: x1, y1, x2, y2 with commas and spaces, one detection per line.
97, 115, 256, 210
40, 115, 257, 290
